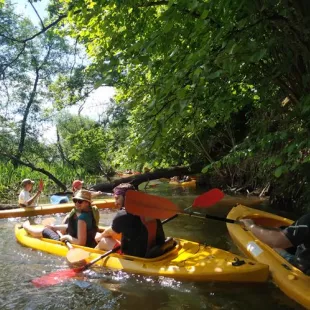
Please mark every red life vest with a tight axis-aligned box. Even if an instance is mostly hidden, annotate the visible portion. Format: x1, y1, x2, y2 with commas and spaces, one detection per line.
140, 216, 158, 251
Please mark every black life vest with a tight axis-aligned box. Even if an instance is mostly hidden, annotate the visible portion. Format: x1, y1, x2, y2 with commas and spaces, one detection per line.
66, 205, 99, 248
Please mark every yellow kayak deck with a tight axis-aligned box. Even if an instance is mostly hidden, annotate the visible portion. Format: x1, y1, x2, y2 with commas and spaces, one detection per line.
15, 224, 269, 282
0, 198, 115, 219
227, 204, 310, 309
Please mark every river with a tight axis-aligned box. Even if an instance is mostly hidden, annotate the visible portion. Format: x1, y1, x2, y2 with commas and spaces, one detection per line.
0, 184, 304, 309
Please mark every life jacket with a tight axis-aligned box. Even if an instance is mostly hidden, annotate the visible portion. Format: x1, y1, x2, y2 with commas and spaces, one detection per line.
66, 205, 99, 248
140, 216, 158, 251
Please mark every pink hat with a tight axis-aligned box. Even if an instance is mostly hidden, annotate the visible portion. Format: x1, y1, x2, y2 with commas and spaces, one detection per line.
72, 180, 84, 189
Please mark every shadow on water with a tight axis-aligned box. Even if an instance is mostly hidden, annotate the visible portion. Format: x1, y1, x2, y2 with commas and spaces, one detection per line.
0, 184, 305, 310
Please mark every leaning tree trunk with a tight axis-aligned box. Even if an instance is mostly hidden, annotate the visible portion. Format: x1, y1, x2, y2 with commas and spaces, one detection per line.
90, 162, 205, 192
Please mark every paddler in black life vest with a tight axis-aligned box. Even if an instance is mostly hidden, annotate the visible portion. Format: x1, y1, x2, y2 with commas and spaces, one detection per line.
96, 183, 165, 257
23, 190, 99, 248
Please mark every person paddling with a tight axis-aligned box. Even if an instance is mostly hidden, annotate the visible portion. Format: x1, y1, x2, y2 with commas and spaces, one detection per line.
96, 183, 165, 257
72, 179, 103, 198
240, 215, 310, 275
18, 179, 43, 208
23, 190, 99, 248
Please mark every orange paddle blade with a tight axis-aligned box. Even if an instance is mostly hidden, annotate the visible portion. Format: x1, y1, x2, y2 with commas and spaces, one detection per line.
66, 248, 90, 265
125, 190, 179, 219
192, 188, 224, 207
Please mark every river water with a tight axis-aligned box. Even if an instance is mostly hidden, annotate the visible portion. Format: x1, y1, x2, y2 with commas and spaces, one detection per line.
0, 184, 304, 309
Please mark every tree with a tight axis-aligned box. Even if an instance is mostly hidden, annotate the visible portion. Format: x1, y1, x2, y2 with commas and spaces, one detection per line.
56, 0, 310, 209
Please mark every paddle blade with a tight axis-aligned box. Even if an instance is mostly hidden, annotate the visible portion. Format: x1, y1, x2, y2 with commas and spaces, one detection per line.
125, 190, 179, 219
38, 179, 44, 192
192, 188, 224, 208
67, 248, 90, 265
32, 267, 82, 287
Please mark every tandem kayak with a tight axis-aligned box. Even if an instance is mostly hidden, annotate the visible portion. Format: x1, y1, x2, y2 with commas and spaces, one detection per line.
169, 180, 196, 187
227, 204, 310, 309
15, 224, 269, 283
0, 199, 115, 219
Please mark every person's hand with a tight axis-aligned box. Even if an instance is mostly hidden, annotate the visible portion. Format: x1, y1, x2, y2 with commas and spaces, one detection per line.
60, 234, 73, 243
239, 219, 255, 230
95, 233, 103, 243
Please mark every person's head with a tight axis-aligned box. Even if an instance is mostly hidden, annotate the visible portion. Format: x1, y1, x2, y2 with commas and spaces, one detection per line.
72, 189, 92, 211
21, 179, 35, 191
113, 183, 135, 209
72, 180, 83, 192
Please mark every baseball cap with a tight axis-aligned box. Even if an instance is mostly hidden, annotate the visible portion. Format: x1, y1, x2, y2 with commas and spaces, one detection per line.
21, 179, 35, 186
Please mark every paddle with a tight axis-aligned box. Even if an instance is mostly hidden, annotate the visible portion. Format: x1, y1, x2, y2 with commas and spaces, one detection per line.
32, 189, 224, 287
32, 245, 121, 287
56, 231, 90, 265
125, 188, 225, 220
41, 217, 90, 265
125, 190, 241, 225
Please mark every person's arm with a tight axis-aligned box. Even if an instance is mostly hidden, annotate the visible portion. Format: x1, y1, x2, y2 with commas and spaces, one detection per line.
47, 224, 68, 231
90, 191, 102, 198
60, 220, 87, 246
25, 191, 41, 206
95, 226, 120, 242
240, 219, 293, 248
95, 213, 125, 242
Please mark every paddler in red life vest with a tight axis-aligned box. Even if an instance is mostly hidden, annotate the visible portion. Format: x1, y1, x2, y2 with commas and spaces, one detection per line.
95, 183, 165, 257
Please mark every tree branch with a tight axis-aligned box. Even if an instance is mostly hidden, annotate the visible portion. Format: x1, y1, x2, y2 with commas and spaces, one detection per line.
1, 152, 67, 190
28, 0, 45, 29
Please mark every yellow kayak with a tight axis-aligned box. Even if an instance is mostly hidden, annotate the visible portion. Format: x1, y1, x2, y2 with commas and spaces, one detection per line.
0, 198, 115, 219
227, 204, 310, 309
169, 180, 196, 187
15, 224, 269, 283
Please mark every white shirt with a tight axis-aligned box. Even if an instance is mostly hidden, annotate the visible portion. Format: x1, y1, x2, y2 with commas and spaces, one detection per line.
19, 190, 32, 207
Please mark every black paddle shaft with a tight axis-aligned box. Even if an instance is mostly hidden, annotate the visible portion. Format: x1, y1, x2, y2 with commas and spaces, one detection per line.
162, 212, 236, 224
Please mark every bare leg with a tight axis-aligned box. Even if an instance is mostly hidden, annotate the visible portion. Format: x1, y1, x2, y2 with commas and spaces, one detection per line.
96, 237, 119, 251
23, 220, 43, 238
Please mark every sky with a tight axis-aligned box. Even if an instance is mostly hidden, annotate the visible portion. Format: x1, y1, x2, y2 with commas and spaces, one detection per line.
14, 0, 116, 143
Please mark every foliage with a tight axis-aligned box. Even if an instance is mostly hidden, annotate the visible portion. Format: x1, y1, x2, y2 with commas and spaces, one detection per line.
51, 0, 310, 209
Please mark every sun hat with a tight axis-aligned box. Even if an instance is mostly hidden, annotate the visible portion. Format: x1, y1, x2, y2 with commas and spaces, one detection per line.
21, 179, 35, 186
72, 180, 84, 189
73, 190, 92, 203
113, 183, 135, 196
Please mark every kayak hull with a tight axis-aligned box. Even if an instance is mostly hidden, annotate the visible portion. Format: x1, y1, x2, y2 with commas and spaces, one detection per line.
15, 224, 269, 283
0, 199, 115, 219
227, 204, 310, 309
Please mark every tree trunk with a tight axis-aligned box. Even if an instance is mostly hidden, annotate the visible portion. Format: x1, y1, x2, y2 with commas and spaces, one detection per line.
1, 152, 67, 190
90, 162, 205, 192
14, 68, 40, 165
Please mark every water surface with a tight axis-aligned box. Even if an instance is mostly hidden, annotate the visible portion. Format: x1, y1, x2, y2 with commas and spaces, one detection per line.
0, 184, 303, 309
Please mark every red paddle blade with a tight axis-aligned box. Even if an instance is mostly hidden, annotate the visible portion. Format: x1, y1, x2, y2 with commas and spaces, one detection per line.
125, 190, 179, 219
192, 188, 224, 207
32, 267, 82, 287
38, 179, 44, 192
